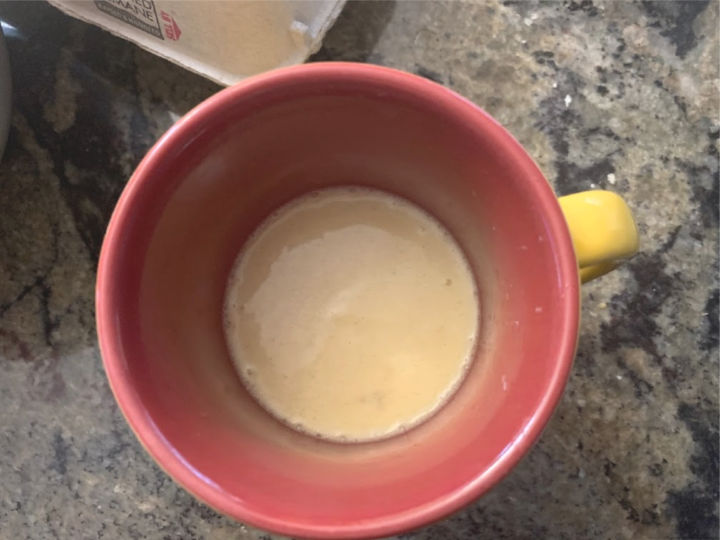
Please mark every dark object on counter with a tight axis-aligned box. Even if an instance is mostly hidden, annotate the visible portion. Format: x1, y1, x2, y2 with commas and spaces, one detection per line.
0, 24, 10, 162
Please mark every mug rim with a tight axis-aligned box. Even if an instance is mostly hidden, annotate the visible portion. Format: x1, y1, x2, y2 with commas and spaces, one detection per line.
96, 62, 579, 539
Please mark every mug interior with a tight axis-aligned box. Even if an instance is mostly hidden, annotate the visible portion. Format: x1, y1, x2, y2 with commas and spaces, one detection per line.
97, 64, 578, 538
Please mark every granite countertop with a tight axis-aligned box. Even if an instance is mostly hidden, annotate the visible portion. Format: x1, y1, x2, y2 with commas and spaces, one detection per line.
0, 1, 717, 538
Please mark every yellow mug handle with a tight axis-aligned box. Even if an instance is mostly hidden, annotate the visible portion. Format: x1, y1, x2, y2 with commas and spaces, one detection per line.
558, 190, 639, 283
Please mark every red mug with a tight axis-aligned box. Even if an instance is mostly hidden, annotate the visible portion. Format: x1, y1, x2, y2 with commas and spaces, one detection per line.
96, 63, 637, 538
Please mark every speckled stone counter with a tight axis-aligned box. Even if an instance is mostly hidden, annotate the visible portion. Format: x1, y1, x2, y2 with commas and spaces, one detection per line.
0, 1, 717, 538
